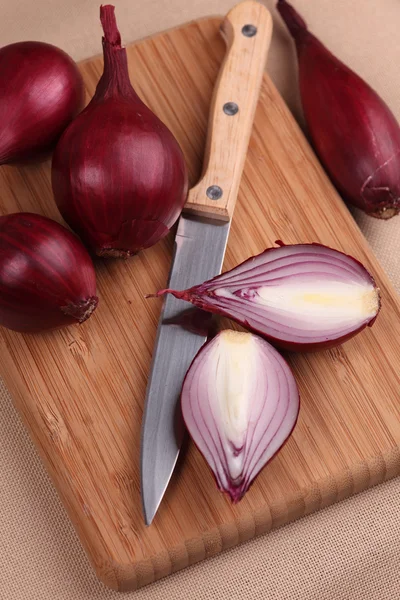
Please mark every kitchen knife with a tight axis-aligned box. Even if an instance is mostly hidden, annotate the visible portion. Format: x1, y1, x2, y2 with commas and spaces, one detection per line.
140, 0, 272, 525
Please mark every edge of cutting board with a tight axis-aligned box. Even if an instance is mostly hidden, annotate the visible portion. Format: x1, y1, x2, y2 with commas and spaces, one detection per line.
97, 450, 400, 591
2, 15, 400, 592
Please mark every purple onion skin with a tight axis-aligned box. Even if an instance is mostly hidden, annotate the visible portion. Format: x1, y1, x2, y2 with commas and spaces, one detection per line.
0, 213, 98, 333
277, 0, 400, 219
51, 5, 189, 258
0, 42, 84, 165
155, 243, 381, 352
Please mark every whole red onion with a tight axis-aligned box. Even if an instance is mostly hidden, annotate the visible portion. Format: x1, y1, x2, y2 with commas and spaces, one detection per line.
0, 213, 98, 333
0, 41, 84, 164
277, 0, 400, 219
51, 5, 188, 258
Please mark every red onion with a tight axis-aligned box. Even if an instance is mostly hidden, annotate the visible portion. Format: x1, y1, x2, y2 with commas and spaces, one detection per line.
0, 41, 83, 164
152, 243, 381, 351
277, 0, 400, 219
0, 213, 98, 332
181, 330, 300, 502
51, 5, 188, 258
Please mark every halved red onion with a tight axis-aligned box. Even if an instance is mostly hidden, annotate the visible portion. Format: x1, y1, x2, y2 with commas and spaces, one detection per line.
181, 330, 300, 502
154, 243, 381, 350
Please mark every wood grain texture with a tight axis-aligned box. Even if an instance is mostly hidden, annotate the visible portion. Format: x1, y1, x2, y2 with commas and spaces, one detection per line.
184, 1, 272, 220
1, 15, 400, 592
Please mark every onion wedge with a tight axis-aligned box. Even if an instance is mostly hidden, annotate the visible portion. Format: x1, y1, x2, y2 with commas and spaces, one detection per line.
154, 243, 381, 351
181, 330, 300, 502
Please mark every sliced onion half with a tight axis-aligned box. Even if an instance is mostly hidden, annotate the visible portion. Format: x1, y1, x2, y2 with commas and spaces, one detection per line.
181, 330, 300, 502
156, 243, 381, 350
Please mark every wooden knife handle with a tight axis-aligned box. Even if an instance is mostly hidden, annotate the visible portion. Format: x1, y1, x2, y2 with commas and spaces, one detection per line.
183, 0, 272, 221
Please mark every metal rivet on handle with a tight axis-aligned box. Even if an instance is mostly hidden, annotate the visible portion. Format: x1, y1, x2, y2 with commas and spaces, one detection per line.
223, 102, 239, 116
206, 185, 223, 200
242, 24, 257, 37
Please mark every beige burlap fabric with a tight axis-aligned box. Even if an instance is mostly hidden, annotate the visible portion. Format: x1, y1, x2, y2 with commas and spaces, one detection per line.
1, 1, 400, 598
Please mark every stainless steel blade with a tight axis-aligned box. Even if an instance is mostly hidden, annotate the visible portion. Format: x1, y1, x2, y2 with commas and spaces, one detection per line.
140, 215, 230, 525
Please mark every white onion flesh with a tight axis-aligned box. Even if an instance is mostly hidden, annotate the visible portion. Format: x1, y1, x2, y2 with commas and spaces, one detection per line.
181, 330, 300, 502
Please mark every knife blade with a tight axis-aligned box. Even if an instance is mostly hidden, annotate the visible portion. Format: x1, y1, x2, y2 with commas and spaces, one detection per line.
140, 0, 272, 525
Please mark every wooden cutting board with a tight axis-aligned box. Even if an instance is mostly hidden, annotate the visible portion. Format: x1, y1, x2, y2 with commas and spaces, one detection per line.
1, 15, 400, 592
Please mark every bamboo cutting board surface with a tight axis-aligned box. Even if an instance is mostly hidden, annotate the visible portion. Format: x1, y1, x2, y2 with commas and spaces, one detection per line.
1, 15, 400, 592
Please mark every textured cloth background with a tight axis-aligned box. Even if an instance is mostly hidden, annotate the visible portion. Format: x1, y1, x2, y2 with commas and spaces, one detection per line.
1, 1, 400, 598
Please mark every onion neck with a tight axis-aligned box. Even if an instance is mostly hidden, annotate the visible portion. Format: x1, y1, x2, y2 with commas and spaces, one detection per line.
277, 0, 313, 48
96, 5, 141, 101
